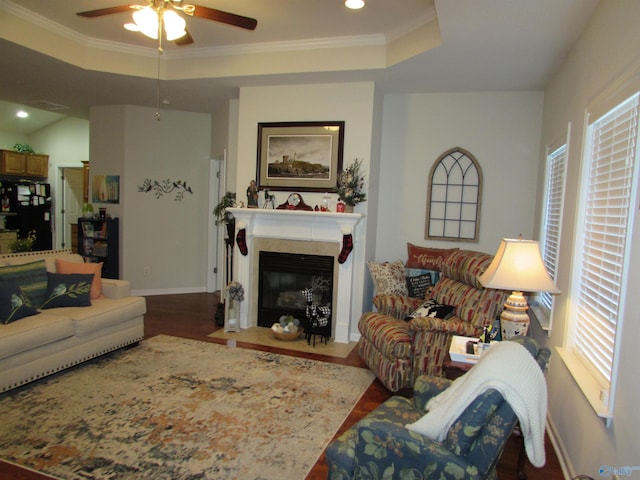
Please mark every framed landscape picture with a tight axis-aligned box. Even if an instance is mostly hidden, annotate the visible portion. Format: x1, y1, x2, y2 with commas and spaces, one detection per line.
256, 121, 345, 191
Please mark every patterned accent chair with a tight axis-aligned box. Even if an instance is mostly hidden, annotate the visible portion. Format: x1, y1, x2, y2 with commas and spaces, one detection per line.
326, 337, 551, 480
358, 250, 507, 392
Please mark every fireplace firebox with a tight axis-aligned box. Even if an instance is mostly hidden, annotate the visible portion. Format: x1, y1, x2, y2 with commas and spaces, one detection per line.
257, 251, 334, 330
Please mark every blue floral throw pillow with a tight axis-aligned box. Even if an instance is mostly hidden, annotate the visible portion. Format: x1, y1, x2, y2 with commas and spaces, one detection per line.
0, 283, 40, 324
41, 273, 94, 309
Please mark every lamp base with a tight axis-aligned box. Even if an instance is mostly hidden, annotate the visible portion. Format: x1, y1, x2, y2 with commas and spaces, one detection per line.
500, 291, 530, 340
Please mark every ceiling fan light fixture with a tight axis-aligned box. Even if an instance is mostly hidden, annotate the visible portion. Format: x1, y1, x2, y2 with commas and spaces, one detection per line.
133, 6, 159, 39
123, 22, 140, 32
163, 10, 187, 41
345, 0, 365, 10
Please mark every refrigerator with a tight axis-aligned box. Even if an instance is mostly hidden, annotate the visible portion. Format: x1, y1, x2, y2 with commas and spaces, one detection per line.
1, 180, 53, 251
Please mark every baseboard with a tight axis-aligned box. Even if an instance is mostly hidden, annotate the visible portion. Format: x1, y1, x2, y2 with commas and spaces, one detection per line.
546, 415, 573, 479
133, 286, 208, 296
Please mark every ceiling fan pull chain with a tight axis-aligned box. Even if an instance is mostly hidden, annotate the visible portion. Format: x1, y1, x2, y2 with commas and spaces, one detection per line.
156, 50, 162, 121
154, 5, 163, 121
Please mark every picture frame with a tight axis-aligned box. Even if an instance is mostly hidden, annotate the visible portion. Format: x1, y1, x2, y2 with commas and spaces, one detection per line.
81, 221, 94, 238
256, 121, 345, 192
92, 175, 120, 204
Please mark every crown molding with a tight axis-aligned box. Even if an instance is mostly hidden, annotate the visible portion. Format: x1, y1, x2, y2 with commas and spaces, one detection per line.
2, 0, 435, 62
2, 0, 390, 60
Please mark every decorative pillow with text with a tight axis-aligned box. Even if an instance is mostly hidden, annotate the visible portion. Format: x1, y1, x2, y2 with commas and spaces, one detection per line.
406, 244, 459, 271
406, 272, 432, 299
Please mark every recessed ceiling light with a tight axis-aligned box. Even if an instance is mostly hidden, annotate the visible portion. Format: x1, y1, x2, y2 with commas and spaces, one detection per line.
345, 0, 365, 10
16, 110, 29, 118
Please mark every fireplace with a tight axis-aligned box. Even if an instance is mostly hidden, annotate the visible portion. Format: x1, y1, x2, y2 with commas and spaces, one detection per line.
226, 208, 363, 343
257, 251, 334, 329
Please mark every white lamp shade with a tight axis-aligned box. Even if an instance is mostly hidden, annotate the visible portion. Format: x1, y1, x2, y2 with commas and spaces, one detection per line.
133, 7, 159, 39
163, 10, 187, 41
479, 238, 561, 293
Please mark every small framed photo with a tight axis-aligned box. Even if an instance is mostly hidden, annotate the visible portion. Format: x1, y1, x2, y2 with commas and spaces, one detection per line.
81, 222, 94, 238
256, 121, 345, 192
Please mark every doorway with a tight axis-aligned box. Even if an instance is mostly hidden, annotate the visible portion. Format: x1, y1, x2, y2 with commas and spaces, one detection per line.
57, 167, 84, 250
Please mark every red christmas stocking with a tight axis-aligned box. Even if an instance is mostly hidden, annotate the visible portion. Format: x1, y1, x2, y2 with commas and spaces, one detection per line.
338, 233, 353, 264
236, 228, 248, 256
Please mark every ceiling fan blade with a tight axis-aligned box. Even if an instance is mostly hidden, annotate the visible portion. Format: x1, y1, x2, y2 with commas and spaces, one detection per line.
190, 5, 257, 30
174, 30, 194, 46
76, 5, 135, 18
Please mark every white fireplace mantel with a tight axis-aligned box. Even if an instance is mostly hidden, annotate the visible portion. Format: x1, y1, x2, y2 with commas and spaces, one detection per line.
227, 208, 363, 343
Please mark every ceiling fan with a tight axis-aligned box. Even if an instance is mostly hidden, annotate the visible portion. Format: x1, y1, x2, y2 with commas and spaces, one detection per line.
76, 0, 257, 48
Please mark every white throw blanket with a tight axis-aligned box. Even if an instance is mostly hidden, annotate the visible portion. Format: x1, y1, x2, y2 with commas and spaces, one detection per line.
406, 341, 547, 467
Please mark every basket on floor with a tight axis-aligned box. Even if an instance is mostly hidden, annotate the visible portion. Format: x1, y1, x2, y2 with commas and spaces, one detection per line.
272, 328, 304, 341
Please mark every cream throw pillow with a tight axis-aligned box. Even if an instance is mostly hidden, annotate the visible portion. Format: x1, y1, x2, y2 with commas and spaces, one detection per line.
367, 260, 408, 296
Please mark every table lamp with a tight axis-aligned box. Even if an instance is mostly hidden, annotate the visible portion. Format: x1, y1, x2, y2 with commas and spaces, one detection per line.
479, 237, 560, 339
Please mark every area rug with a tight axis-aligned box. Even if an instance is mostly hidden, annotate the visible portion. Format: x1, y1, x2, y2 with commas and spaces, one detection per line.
208, 327, 358, 359
0, 335, 374, 480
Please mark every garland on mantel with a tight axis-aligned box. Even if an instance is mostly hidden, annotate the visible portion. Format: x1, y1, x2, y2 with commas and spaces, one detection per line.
137, 178, 193, 201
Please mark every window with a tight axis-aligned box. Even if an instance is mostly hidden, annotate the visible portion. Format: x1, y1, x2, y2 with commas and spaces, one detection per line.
425, 147, 482, 241
562, 91, 639, 420
533, 136, 568, 331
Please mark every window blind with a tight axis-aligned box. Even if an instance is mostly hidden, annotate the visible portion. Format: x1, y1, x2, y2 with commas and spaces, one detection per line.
575, 92, 639, 386
540, 144, 567, 312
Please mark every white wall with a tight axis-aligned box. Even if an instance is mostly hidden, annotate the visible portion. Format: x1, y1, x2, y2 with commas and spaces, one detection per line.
29, 117, 90, 249
235, 82, 380, 338
377, 91, 544, 260
534, 1, 640, 477
0, 132, 29, 149
90, 105, 212, 294
29, 117, 90, 177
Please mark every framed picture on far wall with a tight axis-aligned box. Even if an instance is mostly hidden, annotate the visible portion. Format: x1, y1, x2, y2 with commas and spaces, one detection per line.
92, 175, 120, 204
256, 121, 345, 192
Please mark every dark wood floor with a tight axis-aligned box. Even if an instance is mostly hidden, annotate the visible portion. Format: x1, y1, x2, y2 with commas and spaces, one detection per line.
1, 292, 565, 480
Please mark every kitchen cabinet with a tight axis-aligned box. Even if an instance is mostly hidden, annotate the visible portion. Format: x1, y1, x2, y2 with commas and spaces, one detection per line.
0, 150, 49, 178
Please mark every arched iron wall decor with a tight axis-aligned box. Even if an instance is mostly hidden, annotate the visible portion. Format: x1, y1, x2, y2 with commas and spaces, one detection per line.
425, 147, 482, 241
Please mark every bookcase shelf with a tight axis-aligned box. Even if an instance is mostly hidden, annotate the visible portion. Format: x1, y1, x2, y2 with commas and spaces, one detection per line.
77, 217, 119, 279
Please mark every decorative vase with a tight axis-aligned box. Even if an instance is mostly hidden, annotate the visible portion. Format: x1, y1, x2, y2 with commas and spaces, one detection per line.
225, 301, 239, 332
82, 203, 94, 218
344, 204, 354, 213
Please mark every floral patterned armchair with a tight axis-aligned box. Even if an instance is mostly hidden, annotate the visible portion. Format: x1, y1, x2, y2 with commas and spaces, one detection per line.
326, 337, 551, 480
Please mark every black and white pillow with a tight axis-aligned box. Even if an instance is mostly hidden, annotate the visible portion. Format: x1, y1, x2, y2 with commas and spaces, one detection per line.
408, 299, 455, 320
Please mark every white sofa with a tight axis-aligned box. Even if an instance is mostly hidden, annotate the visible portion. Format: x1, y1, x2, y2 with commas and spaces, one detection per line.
0, 249, 146, 393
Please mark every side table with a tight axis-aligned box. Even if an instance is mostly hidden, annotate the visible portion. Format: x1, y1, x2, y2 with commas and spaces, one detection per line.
442, 354, 474, 379
443, 353, 528, 480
